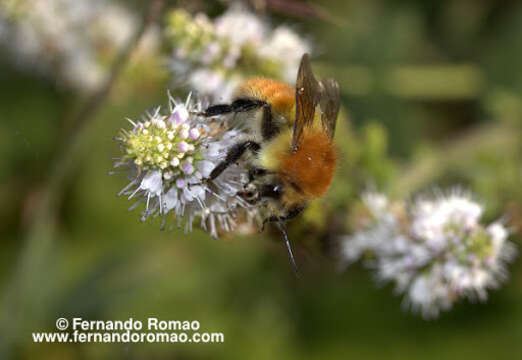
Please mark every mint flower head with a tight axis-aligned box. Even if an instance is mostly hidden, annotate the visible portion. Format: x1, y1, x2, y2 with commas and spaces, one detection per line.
113, 93, 250, 237
166, 6, 310, 101
342, 189, 516, 318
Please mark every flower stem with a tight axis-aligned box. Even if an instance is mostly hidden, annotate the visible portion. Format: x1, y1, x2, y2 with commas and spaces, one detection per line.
0, 1, 165, 355
48, 0, 165, 200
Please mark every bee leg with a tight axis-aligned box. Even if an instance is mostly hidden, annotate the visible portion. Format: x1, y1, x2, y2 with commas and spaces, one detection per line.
230, 98, 266, 112
278, 222, 300, 277
261, 216, 277, 231
261, 206, 305, 276
260, 103, 279, 140
199, 99, 266, 117
260, 215, 300, 276
282, 206, 306, 221
209, 141, 261, 180
247, 167, 268, 182
199, 104, 233, 117
261, 205, 305, 231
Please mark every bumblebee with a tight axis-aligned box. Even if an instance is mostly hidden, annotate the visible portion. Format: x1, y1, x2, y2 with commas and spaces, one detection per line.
200, 54, 340, 274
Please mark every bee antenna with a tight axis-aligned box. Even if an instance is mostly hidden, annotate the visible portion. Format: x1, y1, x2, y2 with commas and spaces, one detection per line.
277, 222, 300, 277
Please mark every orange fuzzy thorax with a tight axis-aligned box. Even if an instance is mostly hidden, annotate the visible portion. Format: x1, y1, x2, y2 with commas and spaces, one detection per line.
236, 77, 295, 121
278, 129, 337, 199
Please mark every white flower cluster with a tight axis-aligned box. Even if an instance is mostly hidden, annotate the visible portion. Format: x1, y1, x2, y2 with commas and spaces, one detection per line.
342, 189, 516, 318
113, 93, 251, 237
0, 0, 158, 91
166, 6, 310, 101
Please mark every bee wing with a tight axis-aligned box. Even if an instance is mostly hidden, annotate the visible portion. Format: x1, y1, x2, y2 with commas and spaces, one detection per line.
318, 78, 340, 140
292, 53, 321, 151
292, 54, 341, 150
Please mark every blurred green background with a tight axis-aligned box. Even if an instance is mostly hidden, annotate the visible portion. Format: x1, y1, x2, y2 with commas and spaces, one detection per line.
1, 0, 521, 359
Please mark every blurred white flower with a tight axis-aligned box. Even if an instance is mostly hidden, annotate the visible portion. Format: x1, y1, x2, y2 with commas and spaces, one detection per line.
260, 26, 311, 83
0, 0, 159, 91
342, 189, 516, 319
113, 92, 251, 237
214, 7, 267, 47
166, 6, 311, 101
